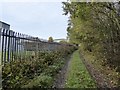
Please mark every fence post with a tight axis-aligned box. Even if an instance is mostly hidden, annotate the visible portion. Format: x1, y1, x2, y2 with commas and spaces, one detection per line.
1, 29, 5, 65
14, 32, 17, 60
12, 31, 15, 61
36, 38, 38, 59
16, 33, 19, 60
0, 28, 1, 90
19, 33, 21, 61
4, 30, 8, 63
7, 30, 10, 62
0, 28, 2, 65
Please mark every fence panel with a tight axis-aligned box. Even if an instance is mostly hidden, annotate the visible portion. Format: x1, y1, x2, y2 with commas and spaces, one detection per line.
0, 29, 74, 65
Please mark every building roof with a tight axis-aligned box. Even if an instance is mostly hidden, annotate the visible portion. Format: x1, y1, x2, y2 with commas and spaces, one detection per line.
0, 21, 10, 26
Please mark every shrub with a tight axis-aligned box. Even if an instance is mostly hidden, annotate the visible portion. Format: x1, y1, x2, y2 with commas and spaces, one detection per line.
2, 45, 76, 88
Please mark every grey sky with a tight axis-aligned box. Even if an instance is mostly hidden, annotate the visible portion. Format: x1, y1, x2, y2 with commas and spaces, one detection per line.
0, 2, 68, 40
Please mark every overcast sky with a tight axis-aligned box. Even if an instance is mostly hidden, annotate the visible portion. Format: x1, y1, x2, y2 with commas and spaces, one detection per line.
0, 1, 68, 40
0, 0, 118, 40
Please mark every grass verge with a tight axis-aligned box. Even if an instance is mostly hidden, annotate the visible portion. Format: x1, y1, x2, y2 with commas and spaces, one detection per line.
82, 50, 120, 87
65, 50, 96, 88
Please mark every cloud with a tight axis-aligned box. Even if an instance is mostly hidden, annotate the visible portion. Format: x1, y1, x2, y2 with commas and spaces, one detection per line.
1, 0, 67, 2
0, 0, 118, 2
0, 2, 68, 39
2, 2, 64, 22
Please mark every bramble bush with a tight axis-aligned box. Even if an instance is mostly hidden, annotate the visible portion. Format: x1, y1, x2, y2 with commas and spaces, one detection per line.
2, 45, 77, 88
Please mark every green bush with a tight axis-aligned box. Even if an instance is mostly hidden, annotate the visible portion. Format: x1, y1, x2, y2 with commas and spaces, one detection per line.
2, 45, 76, 88
23, 73, 53, 88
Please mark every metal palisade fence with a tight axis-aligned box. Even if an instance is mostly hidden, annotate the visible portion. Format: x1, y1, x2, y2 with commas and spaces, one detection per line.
0, 28, 74, 65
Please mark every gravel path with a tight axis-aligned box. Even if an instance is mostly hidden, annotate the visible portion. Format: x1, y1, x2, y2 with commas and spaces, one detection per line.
53, 54, 72, 88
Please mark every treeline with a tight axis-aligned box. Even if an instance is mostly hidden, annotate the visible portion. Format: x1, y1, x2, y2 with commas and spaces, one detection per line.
62, 1, 120, 72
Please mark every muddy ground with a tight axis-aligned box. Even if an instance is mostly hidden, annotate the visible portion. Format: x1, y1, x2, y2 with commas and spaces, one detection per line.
53, 54, 72, 88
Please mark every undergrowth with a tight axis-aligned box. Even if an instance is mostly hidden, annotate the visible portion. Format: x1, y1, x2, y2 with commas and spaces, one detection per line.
2, 46, 77, 88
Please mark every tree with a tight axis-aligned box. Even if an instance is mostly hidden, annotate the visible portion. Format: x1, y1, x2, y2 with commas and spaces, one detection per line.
59, 40, 68, 44
62, 1, 120, 72
48, 37, 53, 42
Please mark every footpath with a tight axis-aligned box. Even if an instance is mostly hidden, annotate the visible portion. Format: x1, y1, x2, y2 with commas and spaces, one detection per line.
54, 50, 96, 88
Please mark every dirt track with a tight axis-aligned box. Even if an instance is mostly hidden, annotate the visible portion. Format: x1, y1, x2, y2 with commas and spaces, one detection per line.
53, 51, 115, 88
53, 54, 72, 88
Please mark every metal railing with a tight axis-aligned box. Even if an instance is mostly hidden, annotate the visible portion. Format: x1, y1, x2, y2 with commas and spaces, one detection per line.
0, 28, 74, 65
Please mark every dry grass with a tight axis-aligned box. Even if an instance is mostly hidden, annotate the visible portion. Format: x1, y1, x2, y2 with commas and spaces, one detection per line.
81, 50, 120, 87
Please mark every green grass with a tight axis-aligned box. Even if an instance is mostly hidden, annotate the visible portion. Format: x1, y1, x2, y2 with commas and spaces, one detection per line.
65, 50, 96, 88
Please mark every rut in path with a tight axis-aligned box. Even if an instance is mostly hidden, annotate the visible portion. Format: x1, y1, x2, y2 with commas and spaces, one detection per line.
53, 54, 73, 88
